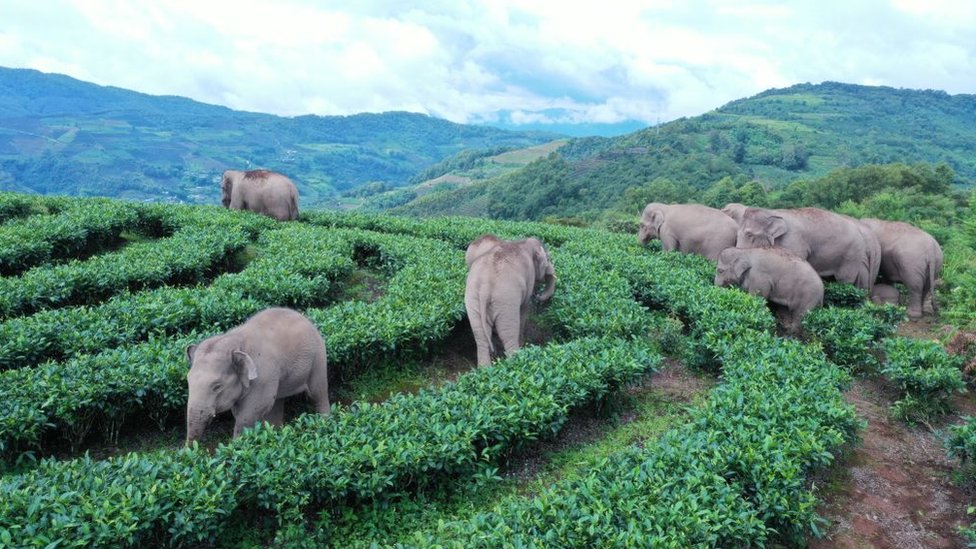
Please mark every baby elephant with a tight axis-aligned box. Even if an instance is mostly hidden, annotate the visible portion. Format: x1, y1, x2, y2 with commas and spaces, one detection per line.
185, 307, 330, 444
871, 283, 901, 306
715, 247, 824, 334
465, 235, 556, 366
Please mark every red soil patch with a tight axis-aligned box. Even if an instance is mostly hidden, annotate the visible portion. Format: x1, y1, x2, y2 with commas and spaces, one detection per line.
809, 317, 976, 548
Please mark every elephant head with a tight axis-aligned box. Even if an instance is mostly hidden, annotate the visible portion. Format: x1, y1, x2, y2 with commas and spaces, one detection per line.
737, 209, 785, 248
638, 203, 666, 245
465, 234, 501, 267
526, 237, 556, 302
721, 203, 748, 223
714, 248, 750, 287
185, 338, 257, 444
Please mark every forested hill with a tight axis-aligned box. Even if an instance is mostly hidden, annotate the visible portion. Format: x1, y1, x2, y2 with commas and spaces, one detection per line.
390, 82, 976, 220
0, 67, 561, 205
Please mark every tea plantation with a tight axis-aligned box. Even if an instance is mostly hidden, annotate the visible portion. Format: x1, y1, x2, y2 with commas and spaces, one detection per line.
0, 192, 965, 547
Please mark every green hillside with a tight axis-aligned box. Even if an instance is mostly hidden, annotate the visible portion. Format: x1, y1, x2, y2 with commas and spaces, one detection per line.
0, 67, 561, 206
390, 82, 976, 219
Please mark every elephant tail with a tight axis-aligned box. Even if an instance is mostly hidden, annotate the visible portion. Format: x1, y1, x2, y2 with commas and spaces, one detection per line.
289, 194, 299, 220
926, 255, 939, 316
479, 293, 494, 356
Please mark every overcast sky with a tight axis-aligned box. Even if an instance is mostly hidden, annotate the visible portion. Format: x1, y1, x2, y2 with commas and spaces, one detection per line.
2, 0, 974, 135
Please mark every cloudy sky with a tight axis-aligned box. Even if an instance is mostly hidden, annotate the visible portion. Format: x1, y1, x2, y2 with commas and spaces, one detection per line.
2, 0, 974, 135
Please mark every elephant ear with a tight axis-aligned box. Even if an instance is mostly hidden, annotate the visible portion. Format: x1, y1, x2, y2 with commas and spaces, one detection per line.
232, 351, 258, 389
528, 239, 551, 274
730, 255, 751, 281
762, 215, 788, 244
648, 208, 666, 232
185, 344, 198, 363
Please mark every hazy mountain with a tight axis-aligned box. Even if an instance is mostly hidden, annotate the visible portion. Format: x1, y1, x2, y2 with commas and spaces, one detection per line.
388, 82, 976, 219
0, 67, 562, 205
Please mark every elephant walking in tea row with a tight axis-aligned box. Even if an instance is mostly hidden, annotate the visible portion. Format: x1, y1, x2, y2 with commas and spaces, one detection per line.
185, 307, 330, 444
221, 169, 299, 221
464, 235, 556, 366
638, 203, 737, 260
715, 246, 824, 334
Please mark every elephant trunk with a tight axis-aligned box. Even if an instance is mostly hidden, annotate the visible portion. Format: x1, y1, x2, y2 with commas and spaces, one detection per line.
537, 273, 556, 302
185, 404, 216, 446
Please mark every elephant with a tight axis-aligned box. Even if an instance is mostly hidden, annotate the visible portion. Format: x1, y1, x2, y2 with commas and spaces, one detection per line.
735, 206, 881, 291
221, 169, 299, 221
464, 236, 556, 366
185, 307, 329, 444
638, 203, 738, 260
860, 218, 943, 319
715, 246, 824, 333
870, 282, 901, 306
721, 202, 749, 223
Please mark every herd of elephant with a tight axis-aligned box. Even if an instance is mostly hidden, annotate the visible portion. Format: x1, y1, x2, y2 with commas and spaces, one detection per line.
194, 168, 940, 445
639, 202, 943, 333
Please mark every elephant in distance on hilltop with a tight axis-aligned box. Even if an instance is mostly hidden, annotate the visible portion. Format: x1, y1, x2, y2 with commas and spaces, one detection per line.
221, 169, 299, 221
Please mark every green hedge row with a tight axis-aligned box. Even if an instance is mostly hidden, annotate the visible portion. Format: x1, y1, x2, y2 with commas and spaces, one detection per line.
0, 225, 250, 319
0, 224, 355, 371
303, 210, 594, 249
0, 227, 360, 458
802, 304, 903, 372
0, 199, 147, 275
0, 238, 664, 546
0, 337, 659, 548
0, 227, 473, 462
882, 336, 966, 422
398, 248, 860, 547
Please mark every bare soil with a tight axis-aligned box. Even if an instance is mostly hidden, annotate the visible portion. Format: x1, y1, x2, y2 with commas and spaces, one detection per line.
809, 318, 976, 549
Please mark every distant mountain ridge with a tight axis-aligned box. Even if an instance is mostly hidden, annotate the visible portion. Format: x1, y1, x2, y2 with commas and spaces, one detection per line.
389, 81, 976, 219
0, 67, 562, 205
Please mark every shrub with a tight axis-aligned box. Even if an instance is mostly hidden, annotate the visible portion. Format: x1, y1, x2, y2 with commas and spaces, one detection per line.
883, 337, 966, 422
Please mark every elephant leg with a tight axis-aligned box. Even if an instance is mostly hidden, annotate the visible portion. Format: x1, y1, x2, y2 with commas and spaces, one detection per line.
906, 289, 924, 320
266, 398, 285, 427
232, 404, 272, 437
660, 234, 679, 253
495, 307, 522, 359
904, 274, 926, 319
519, 302, 530, 346
307, 362, 332, 415
471, 315, 493, 366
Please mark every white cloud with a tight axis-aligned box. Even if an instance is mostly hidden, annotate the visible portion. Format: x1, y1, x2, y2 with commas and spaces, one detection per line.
0, 0, 974, 131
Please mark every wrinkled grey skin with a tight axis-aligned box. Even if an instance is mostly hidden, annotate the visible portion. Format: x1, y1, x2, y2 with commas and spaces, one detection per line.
735, 207, 880, 291
185, 307, 329, 444
721, 202, 749, 224
715, 247, 824, 334
221, 169, 299, 221
465, 234, 501, 268
638, 203, 737, 260
464, 236, 556, 366
860, 218, 943, 319
870, 283, 901, 306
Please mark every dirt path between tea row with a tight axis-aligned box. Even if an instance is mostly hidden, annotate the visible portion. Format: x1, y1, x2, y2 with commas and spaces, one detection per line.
809, 321, 976, 548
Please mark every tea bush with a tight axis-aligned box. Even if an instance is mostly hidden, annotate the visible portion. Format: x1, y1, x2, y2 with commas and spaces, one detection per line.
0, 199, 147, 275
803, 304, 902, 373
883, 337, 966, 422
0, 225, 250, 319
